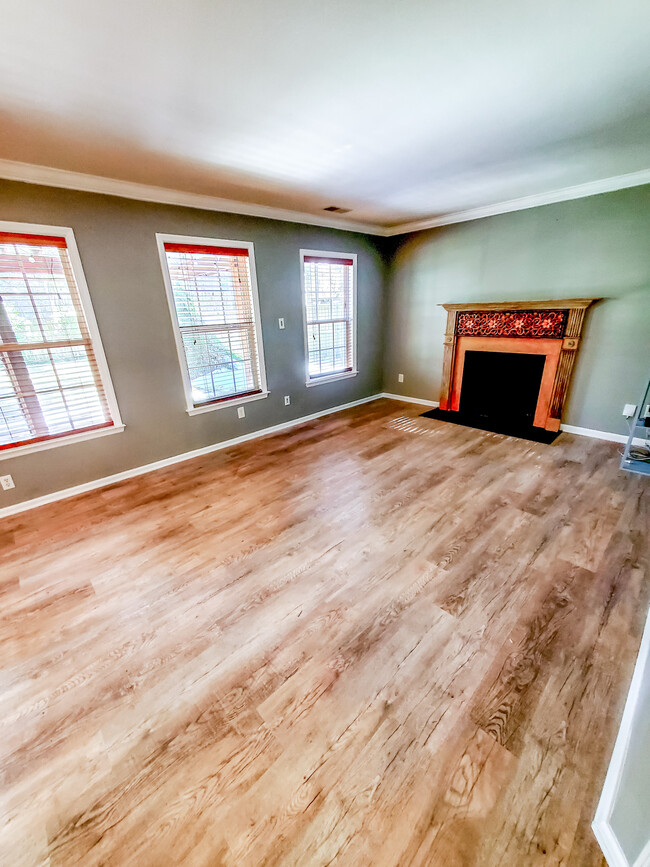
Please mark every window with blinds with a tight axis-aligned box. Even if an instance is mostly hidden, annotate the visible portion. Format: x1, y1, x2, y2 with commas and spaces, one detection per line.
0, 230, 119, 452
159, 238, 266, 411
301, 252, 357, 383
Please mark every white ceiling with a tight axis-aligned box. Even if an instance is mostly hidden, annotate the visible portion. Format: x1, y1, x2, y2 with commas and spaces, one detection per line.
1, 0, 649, 231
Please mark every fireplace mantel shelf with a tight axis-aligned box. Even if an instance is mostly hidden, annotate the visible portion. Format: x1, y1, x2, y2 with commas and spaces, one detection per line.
440, 298, 598, 312
437, 298, 599, 432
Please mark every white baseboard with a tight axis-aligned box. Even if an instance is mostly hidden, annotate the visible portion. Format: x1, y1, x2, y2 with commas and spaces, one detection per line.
560, 423, 646, 446
380, 393, 644, 445
3, 393, 644, 520
634, 840, 650, 867
0, 394, 382, 520
592, 607, 650, 867
381, 392, 440, 408
593, 820, 630, 867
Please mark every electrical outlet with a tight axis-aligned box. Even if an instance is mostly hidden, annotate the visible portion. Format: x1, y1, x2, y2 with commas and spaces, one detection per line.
237, 406, 245, 419
0, 474, 15, 491
398, 373, 404, 383
278, 317, 285, 329
284, 395, 291, 406
623, 404, 637, 418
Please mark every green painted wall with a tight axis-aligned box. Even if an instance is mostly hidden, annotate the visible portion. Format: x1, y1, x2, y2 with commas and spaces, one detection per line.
0, 180, 388, 508
383, 185, 650, 435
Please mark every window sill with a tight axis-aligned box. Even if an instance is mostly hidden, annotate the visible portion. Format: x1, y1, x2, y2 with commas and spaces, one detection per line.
0, 423, 125, 461
187, 390, 270, 416
305, 370, 358, 388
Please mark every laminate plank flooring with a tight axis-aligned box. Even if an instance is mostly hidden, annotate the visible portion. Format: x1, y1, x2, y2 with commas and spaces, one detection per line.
0, 399, 648, 866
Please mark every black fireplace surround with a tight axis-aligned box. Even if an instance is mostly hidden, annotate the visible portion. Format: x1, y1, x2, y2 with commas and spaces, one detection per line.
422, 349, 560, 443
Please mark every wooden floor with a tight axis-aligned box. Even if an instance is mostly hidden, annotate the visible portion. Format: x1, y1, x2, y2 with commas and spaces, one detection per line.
1, 399, 648, 866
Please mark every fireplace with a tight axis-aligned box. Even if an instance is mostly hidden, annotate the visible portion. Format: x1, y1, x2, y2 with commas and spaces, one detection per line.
427, 299, 597, 442
460, 350, 545, 429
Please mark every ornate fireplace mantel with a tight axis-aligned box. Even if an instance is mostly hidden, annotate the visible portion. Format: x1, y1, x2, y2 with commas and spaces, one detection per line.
438, 298, 598, 431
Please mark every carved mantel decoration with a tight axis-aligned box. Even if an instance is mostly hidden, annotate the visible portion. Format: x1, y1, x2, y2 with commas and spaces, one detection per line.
438, 299, 598, 432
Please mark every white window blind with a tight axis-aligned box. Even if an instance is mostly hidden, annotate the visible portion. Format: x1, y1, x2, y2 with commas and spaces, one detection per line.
0, 232, 117, 451
302, 254, 355, 381
162, 242, 265, 408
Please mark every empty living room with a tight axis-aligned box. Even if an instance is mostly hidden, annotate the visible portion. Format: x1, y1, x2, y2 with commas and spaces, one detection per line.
1, 1, 649, 865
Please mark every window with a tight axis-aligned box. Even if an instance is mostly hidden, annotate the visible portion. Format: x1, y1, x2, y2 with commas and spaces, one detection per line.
157, 235, 268, 414
0, 223, 122, 457
300, 250, 357, 386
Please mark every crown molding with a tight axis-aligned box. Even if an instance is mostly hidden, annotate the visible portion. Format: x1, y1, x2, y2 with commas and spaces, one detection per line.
384, 168, 650, 236
0, 159, 386, 236
1, 159, 648, 238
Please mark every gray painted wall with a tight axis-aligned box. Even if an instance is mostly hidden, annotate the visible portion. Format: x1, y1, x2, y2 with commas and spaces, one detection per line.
383, 186, 650, 435
2, 180, 649, 510
0, 180, 388, 508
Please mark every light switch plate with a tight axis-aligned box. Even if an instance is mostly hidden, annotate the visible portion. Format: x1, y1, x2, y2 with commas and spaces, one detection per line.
398, 374, 404, 383
278, 317, 285, 329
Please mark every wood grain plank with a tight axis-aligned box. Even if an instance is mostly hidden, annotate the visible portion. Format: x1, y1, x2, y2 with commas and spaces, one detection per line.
0, 398, 646, 866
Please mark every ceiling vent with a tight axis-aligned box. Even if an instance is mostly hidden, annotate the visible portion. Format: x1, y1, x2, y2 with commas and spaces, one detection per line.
323, 205, 351, 213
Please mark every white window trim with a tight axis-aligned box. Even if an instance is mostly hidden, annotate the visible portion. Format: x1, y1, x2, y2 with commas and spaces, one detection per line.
305, 370, 358, 388
0, 220, 124, 461
156, 233, 269, 415
187, 389, 268, 416
300, 249, 358, 387
1, 422, 125, 461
